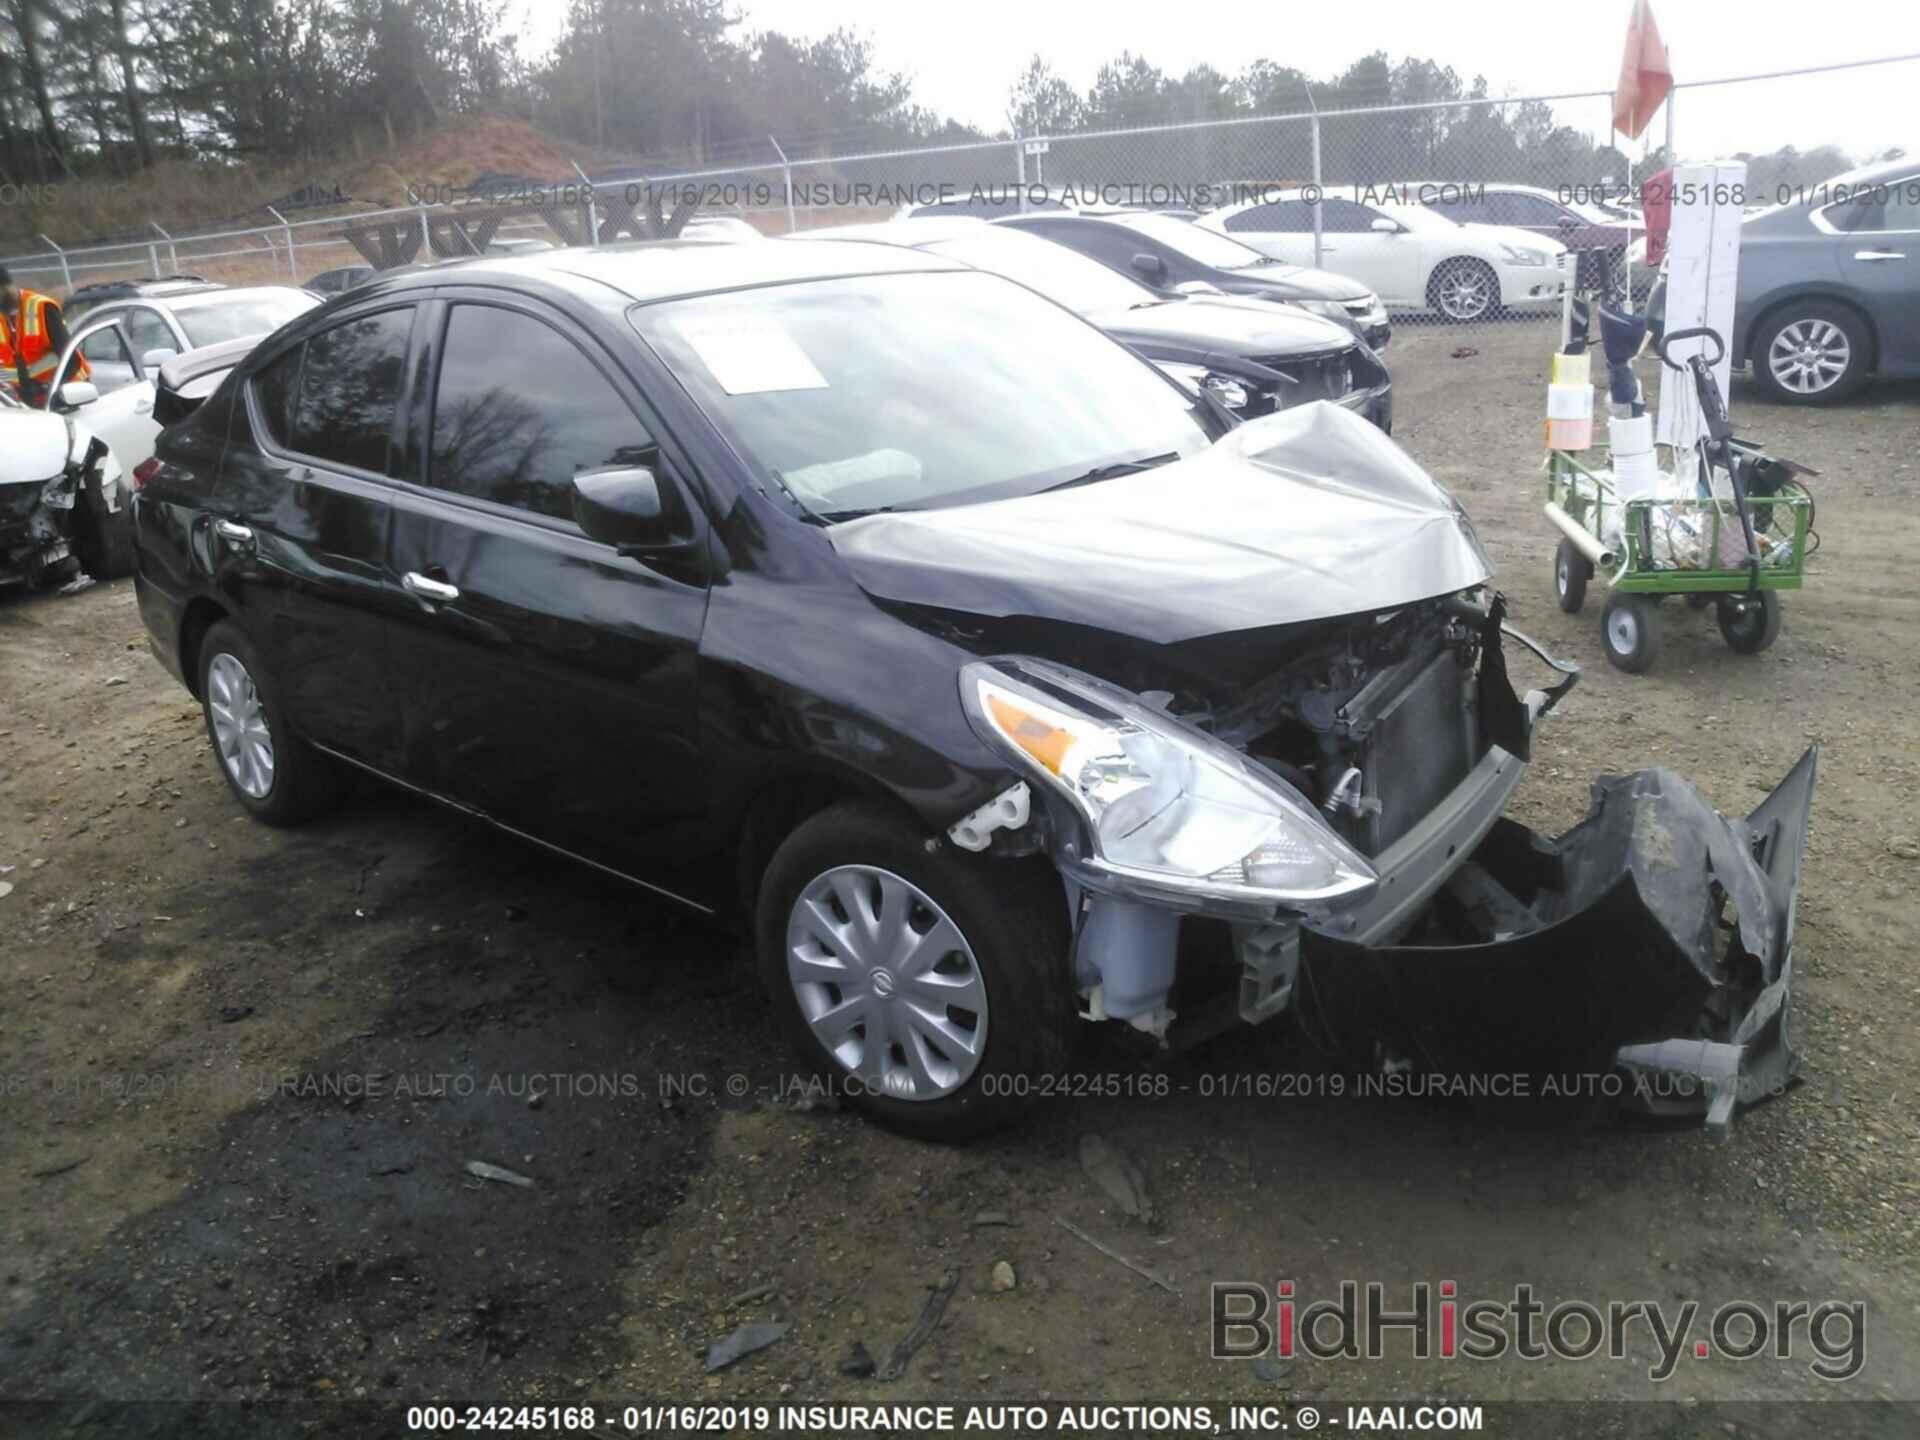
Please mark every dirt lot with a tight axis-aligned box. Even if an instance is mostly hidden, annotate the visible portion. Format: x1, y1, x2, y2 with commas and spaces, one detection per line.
2, 321, 1918, 1434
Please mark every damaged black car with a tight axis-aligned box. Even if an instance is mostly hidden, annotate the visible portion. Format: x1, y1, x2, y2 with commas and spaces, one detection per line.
132, 240, 1814, 1141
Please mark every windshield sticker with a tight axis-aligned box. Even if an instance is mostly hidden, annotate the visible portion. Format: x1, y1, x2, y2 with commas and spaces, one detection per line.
672, 316, 829, 395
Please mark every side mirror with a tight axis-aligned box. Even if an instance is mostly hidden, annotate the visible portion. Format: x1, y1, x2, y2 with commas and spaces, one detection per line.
1369, 217, 1402, 234
142, 347, 180, 374
1130, 252, 1167, 281
56, 380, 99, 409
572, 465, 688, 554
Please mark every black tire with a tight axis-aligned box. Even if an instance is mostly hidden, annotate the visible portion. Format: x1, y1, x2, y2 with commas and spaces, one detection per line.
197, 621, 336, 825
1750, 301, 1870, 405
1426, 257, 1500, 323
72, 469, 135, 581
1601, 592, 1661, 674
1554, 539, 1591, 614
1716, 591, 1781, 654
755, 802, 1074, 1141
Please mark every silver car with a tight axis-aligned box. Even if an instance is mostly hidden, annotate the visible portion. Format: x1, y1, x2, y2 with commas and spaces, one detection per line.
1734, 157, 1920, 403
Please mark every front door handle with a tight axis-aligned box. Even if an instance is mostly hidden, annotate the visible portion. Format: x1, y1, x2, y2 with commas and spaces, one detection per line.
212, 518, 254, 546
403, 571, 460, 603
1854, 249, 1906, 261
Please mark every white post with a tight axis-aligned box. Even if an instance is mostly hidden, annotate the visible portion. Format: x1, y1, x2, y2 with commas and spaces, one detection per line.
38, 233, 71, 291
769, 136, 796, 234
1656, 159, 1746, 465
267, 206, 295, 277
1310, 111, 1325, 270
152, 222, 177, 275
1015, 133, 1027, 214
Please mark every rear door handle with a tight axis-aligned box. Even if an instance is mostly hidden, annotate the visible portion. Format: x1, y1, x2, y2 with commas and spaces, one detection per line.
1854, 249, 1906, 261
212, 518, 254, 546
403, 571, 460, 603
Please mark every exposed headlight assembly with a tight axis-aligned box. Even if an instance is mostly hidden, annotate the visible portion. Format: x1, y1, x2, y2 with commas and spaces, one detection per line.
1154, 360, 1251, 411
961, 659, 1377, 915
1499, 244, 1551, 267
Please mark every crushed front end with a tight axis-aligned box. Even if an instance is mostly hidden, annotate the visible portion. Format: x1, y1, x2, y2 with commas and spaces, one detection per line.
956, 592, 1813, 1137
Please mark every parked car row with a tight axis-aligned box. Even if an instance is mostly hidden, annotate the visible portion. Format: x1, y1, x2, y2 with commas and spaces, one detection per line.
123, 236, 1812, 1141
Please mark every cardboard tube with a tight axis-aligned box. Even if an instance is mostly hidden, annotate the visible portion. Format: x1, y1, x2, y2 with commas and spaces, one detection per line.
1545, 501, 1615, 569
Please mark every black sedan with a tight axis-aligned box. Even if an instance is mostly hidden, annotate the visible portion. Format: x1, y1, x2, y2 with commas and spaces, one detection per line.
132, 240, 1812, 1140
804, 219, 1390, 429
998, 209, 1392, 351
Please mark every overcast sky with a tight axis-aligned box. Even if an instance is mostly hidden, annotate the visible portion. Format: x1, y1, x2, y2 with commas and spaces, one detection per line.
520, 0, 1917, 160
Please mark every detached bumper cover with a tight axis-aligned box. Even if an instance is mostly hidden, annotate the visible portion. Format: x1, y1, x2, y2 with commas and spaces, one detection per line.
1300, 747, 1817, 1136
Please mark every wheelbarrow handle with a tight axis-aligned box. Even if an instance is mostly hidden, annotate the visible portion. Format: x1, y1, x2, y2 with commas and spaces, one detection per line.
1657, 325, 1727, 371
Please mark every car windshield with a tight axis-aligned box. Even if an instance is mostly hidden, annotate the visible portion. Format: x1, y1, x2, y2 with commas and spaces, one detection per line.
1114, 212, 1276, 270
631, 270, 1215, 520
921, 229, 1158, 314
174, 291, 317, 348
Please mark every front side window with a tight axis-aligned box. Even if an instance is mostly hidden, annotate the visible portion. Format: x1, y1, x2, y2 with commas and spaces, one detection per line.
429, 304, 656, 521
1118, 213, 1272, 269
70, 324, 139, 393
1224, 201, 1311, 233
631, 269, 1214, 520
288, 308, 412, 473
121, 305, 177, 358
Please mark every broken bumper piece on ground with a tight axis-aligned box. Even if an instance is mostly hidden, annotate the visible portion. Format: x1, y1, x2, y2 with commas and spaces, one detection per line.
1300, 747, 1817, 1138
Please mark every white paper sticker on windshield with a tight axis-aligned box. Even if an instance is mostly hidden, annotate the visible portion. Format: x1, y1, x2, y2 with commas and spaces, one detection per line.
672, 315, 828, 395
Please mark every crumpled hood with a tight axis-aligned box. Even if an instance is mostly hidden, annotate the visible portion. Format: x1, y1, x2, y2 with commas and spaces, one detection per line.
831, 401, 1492, 645
0, 410, 74, 485
1088, 293, 1355, 359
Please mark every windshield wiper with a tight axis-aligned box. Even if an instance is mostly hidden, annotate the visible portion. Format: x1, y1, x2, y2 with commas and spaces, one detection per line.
813, 503, 896, 524
1040, 451, 1181, 494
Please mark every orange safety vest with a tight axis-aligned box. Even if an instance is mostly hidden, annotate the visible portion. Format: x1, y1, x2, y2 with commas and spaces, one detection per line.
0, 288, 88, 395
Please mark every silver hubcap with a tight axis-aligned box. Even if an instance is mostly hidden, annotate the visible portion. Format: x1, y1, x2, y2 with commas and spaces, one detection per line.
1768, 319, 1849, 394
207, 652, 274, 798
1556, 552, 1570, 592
1438, 264, 1491, 319
786, 865, 987, 1102
1607, 605, 1640, 654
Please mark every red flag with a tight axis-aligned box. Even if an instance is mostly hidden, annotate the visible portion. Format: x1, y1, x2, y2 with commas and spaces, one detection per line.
1613, 0, 1673, 139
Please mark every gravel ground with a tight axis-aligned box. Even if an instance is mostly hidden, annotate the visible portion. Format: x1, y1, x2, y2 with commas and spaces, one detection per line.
1, 320, 1917, 1435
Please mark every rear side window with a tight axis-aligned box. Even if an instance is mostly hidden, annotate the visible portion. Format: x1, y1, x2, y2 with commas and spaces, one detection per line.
289, 308, 413, 473
428, 304, 655, 522
253, 346, 301, 446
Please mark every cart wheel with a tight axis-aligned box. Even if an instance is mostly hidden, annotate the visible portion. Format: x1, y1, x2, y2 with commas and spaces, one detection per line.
1554, 540, 1591, 614
1717, 591, 1781, 654
1602, 593, 1662, 673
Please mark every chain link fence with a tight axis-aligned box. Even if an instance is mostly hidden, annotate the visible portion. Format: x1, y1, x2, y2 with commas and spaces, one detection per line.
3, 55, 1911, 346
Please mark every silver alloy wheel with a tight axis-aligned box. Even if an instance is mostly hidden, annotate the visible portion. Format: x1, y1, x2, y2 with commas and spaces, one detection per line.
786, 864, 988, 1102
1436, 262, 1493, 320
207, 652, 275, 798
1767, 318, 1851, 395
1606, 603, 1640, 656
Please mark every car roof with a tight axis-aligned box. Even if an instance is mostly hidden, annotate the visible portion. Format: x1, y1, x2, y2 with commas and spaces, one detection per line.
340, 237, 966, 307
165, 284, 316, 310
794, 218, 985, 249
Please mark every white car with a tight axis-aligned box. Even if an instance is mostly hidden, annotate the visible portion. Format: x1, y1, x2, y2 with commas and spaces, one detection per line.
70, 284, 318, 391
1198, 189, 1567, 322
0, 387, 132, 590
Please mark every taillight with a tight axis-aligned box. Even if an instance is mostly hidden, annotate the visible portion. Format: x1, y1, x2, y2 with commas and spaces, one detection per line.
132, 458, 162, 492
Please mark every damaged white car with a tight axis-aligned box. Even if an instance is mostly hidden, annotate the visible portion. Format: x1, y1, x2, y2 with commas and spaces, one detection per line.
0, 386, 133, 591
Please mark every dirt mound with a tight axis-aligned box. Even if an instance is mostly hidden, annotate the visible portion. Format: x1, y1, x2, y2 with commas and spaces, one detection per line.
340, 117, 581, 205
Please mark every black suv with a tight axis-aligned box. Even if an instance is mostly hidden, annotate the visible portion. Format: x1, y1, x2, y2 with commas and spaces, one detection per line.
132, 241, 1812, 1139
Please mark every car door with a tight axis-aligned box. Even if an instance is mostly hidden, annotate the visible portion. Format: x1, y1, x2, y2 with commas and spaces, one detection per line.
1218, 200, 1316, 267
1315, 199, 1422, 306
385, 292, 711, 889
212, 304, 416, 770
51, 319, 161, 470
1829, 177, 1920, 372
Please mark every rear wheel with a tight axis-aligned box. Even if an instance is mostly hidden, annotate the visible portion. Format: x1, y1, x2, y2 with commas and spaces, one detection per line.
1717, 591, 1781, 654
755, 803, 1073, 1140
1427, 257, 1499, 322
1601, 592, 1661, 673
1554, 539, 1591, 613
197, 621, 336, 825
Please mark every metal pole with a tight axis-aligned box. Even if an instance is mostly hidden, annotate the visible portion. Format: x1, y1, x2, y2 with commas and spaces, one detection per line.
769, 136, 797, 234
152, 222, 177, 275
38, 234, 71, 291
418, 205, 432, 262
267, 206, 295, 277
1309, 104, 1325, 270
569, 160, 599, 245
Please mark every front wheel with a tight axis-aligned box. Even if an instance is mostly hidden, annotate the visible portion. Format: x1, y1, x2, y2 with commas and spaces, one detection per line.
755, 803, 1073, 1140
1752, 302, 1869, 404
1427, 257, 1500, 323
1554, 539, 1591, 614
1601, 592, 1662, 673
1717, 591, 1781, 654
